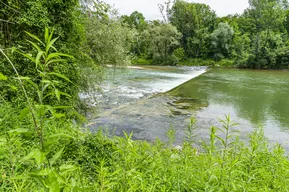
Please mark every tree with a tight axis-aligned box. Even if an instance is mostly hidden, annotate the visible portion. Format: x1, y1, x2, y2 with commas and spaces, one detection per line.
210, 23, 234, 60
121, 11, 148, 31
84, 4, 135, 65
241, 0, 288, 68
246, 0, 286, 33
168, 0, 216, 58
143, 23, 182, 65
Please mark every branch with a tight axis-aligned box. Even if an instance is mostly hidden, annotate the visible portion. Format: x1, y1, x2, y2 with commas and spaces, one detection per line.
0, 18, 15, 24
0, 0, 21, 14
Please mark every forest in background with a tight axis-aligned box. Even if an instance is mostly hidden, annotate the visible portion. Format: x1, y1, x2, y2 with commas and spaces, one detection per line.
125, 0, 289, 69
2, 0, 289, 72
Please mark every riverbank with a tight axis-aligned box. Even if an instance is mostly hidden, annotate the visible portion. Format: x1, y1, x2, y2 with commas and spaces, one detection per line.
1, 103, 289, 191
132, 58, 235, 67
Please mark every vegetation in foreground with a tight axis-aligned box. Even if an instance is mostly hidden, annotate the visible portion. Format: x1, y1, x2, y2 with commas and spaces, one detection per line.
1, 104, 289, 191
1, 0, 289, 191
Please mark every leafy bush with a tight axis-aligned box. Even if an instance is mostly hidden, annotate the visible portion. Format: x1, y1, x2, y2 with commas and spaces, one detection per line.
173, 48, 185, 61
131, 57, 152, 65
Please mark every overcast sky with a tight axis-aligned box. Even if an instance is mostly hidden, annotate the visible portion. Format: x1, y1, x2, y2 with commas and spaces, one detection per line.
104, 0, 249, 20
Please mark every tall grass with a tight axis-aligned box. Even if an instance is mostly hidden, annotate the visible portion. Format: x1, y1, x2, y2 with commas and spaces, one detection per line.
1, 103, 289, 191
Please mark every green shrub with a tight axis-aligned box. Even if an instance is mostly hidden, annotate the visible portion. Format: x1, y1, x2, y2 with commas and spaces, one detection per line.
216, 59, 235, 67
173, 48, 185, 61
1, 106, 289, 191
131, 57, 152, 65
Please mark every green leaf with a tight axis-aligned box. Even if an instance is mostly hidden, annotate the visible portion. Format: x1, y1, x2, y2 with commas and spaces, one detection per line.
217, 127, 225, 134
45, 27, 49, 44
43, 92, 54, 100
53, 113, 66, 118
30, 168, 51, 176
26, 40, 42, 52
19, 107, 30, 120
47, 28, 54, 44
46, 37, 59, 54
16, 77, 39, 90
35, 51, 44, 69
216, 136, 225, 146
15, 50, 35, 63
23, 149, 46, 166
49, 72, 73, 84
46, 53, 74, 62
8, 85, 17, 90
41, 80, 55, 89
50, 148, 64, 166
9, 128, 29, 134
42, 83, 50, 92
46, 59, 67, 66
50, 45, 57, 52
0, 138, 7, 146
55, 89, 60, 102
25, 31, 45, 46
0, 72, 7, 81
51, 170, 65, 184
41, 80, 52, 84
59, 91, 71, 98
59, 164, 78, 176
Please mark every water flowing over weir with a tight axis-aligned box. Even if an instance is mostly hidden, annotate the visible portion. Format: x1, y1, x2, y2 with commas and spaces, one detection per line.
85, 66, 208, 143
86, 67, 289, 149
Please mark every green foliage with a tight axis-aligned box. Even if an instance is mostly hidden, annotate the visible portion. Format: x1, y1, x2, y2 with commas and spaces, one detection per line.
83, 2, 135, 66
173, 47, 185, 61
2, 0, 289, 72
210, 23, 235, 60
85, 16, 134, 65
1, 105, 289, 191
160, 0, 289, 68
169, 0, 216, 58
141, 23, 182, 65
2, 1, 289, 190
121, 11, 148, 31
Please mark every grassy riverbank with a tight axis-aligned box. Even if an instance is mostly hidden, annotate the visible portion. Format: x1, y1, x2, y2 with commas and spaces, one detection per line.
1, 104, 289, 191
132, 57, 235, 67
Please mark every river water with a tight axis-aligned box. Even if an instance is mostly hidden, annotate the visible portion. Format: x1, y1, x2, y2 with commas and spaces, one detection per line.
87, 66, 289, 148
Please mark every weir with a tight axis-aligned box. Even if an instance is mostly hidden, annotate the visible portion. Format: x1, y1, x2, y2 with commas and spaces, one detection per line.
86, 66, 208, 143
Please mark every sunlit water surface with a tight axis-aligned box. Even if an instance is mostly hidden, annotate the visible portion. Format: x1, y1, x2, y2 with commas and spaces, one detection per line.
87, 67, 289, 148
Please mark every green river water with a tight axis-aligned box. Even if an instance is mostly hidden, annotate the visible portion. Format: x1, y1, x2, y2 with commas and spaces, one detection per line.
89, 67, 289, 148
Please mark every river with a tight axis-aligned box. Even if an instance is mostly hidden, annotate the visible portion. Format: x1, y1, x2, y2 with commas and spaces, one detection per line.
87, 66, 289, 148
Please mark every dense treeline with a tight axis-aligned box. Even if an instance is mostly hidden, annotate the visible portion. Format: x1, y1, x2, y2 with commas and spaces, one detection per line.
123, 0, 289, 69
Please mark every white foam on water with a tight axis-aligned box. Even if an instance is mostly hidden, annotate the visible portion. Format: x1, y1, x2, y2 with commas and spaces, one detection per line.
145, 70, 207, 93
81, 66, 207, 107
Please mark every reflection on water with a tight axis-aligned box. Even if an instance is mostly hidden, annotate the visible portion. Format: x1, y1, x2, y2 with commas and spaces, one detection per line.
88, 67, 289, 148
169, 68, 289, 146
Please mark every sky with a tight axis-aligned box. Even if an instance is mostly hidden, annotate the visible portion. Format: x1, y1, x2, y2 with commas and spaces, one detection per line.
104, 0, 250, 20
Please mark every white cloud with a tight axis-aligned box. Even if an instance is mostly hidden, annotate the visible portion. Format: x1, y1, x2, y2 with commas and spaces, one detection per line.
104, 0, 249, 20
